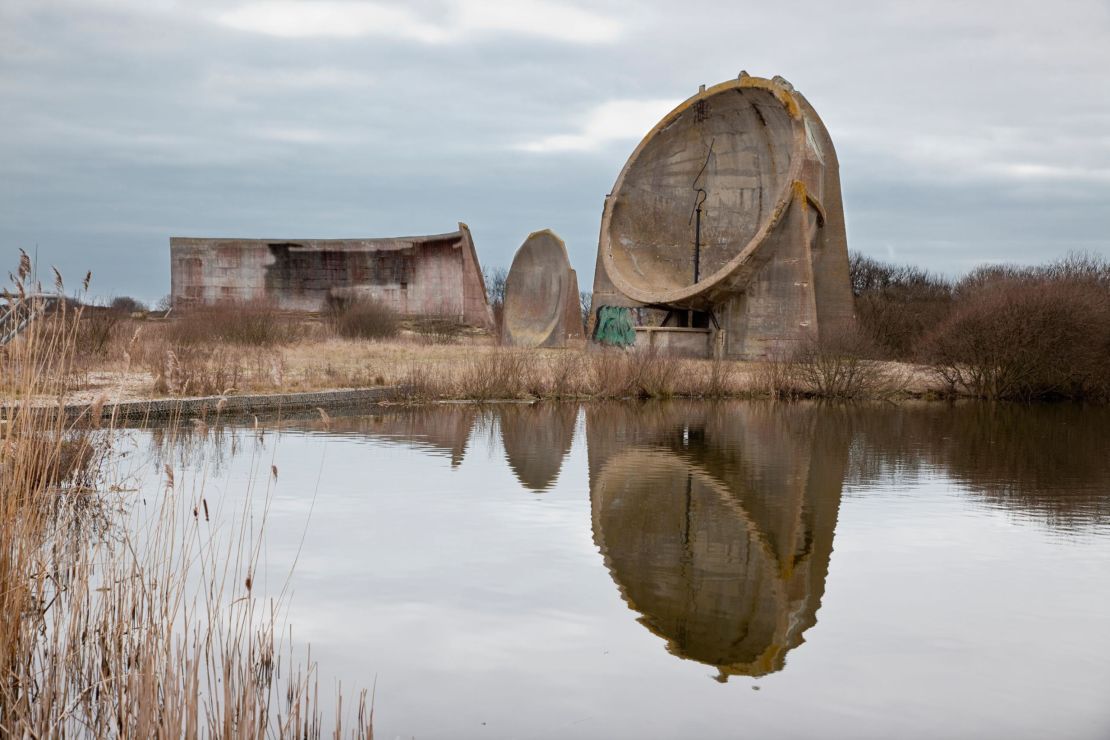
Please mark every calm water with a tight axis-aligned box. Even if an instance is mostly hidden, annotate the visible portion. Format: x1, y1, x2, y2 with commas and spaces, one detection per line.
128, 402, 1110, 739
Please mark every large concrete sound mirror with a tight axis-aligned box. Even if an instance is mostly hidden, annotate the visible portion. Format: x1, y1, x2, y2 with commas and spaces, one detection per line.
591, 73, 856, 358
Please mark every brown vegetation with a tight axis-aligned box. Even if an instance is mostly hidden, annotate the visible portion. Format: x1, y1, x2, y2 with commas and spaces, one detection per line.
15, 251, 1110, 406
166, 299, 304, 346
849, 252, 953, 359
753, 330, 907, 400
398, 347, 752, 402
1, 259, 371, 736
326, 294, 400, 340
921, 255, 1110, 400
850, 251, 1110, 402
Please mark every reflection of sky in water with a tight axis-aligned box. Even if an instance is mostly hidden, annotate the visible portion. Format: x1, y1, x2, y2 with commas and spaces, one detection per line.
124, 403, 1110, 740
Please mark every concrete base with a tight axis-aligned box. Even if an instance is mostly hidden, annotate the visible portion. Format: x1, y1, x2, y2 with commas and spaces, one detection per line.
634, 326, 711, 359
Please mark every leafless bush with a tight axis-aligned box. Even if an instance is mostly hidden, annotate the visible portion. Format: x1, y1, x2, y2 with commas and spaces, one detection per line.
752, 352, 808, 400
791, 330, 907, 399
73, 305, 125, 358
168, 300, 302, 346
325, 295, 399, 340
589, 348, 682, 399
410, 315, 464, 345
752, 331, 906, 400
683, 358, 738, 398
484, 266, 508, 328
457, 350, 536, 400
110, 295, 146, 314
921, 261, 1110, 400
543, 351, 588, 399
849, 252, 953, 359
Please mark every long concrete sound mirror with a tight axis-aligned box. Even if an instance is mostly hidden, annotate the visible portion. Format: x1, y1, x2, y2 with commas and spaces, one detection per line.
591, 73, 856, 358
501, 229, 585, 348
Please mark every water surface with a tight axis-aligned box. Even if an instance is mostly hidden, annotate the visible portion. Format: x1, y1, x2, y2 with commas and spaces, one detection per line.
130, 401, 1110, 739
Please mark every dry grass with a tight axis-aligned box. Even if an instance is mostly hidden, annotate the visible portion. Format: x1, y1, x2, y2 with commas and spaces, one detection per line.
1, 258, 371, 737
166, 300, 304, 347
397, 346, 756, 402
22, 317, 944, 404
7, 275, 940, 405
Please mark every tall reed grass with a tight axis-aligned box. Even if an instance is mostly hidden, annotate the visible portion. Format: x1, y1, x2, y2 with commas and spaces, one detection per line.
1, 256, 371, 737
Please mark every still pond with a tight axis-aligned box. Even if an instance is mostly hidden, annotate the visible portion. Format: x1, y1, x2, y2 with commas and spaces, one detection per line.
125, 401, 1110, 739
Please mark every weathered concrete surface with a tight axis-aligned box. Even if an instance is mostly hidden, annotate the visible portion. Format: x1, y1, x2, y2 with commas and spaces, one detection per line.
171, 223, 495, 330
587, 402, 848, 679
632, 326, 710, 358
501, 229, 584, 348
591, 74, 856, 358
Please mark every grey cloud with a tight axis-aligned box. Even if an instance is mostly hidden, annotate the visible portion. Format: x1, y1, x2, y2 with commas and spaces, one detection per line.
1, 0, 1108, 301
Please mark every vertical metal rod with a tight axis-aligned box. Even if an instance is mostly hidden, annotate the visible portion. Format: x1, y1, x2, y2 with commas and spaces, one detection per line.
694, 200, 702, 284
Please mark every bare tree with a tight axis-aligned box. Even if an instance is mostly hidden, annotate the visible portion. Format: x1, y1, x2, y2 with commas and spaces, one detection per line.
580, 290, 593, 330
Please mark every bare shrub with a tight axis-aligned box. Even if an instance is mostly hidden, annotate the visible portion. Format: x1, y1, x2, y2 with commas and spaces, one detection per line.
751, 331, 906, 400
410, 315, 463, 345
752, 352, 807, 400
73, 305, 125, 358
589, 348, 682, 399
543, 351, 588, 399
456, 350, 536, 401
483, 266, 508, 328
684, 358, 738, 398
396, 360, 440, 403
168, 300, 302, 346
849, 252, 953, 359
326, 295, 400, 340
921, 261, 1110, 400
110, 295, 146, 314
791, 330, 907, 399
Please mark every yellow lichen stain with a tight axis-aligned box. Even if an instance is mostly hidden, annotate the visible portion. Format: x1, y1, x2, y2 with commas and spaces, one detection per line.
736, 76, 802, 119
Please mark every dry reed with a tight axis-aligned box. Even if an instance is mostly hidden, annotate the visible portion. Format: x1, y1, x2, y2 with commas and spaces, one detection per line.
1, 256, 371, 737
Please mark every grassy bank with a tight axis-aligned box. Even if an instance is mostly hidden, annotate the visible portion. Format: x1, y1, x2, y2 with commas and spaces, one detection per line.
14, 289, 936, 404
32, 331, 939, 407
10, 249, 1108, 407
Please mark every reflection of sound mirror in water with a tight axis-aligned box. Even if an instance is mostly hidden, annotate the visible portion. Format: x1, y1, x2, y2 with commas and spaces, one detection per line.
588, 405, 847, 680
124, 401, 1110, 738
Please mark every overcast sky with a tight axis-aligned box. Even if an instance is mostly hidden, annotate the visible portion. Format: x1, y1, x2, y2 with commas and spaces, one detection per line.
2, 0, 1108, 302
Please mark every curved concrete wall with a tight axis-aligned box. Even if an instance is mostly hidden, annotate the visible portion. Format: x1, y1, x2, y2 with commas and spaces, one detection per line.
501, 229, 584, 348
592, 74, 856, 358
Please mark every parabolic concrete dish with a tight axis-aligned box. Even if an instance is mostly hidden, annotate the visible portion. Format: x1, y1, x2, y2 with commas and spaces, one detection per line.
501, 230, 584, 348
591, 73, 856, 358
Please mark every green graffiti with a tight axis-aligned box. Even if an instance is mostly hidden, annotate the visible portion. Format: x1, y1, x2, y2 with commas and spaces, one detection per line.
594, 306, 636, 347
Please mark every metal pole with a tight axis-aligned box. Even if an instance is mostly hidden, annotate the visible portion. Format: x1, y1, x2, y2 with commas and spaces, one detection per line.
694, 199, 702, 284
